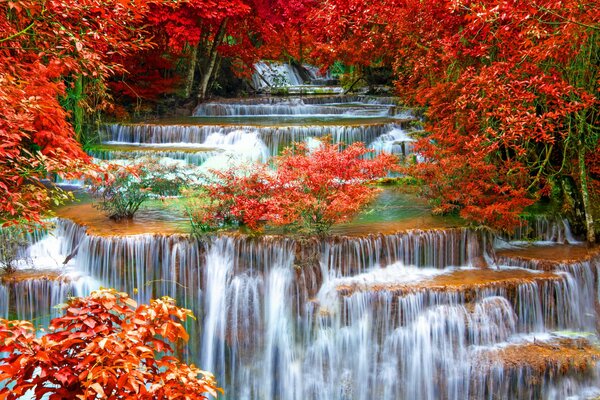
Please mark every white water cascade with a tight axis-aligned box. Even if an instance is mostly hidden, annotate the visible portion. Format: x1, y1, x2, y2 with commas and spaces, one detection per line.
3, 218, 599, 399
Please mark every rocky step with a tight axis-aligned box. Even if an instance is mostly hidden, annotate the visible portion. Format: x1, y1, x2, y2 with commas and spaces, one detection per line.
0, 269, 66, 284
495, 243, 600, 271
87, 144, 222, 165
334, 267, 561, 298
471, 336, 600, 399
320, 266, 594, 334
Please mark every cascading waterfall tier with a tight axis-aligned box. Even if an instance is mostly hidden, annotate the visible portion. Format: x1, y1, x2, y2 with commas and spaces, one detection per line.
92, 95, 419, 169
3, 218, 599, 399
0, 221, 100, 326
192, 96, 399, 117
503, 215, 581, 244
100, 121, 416, 158
0, 272, 94, 328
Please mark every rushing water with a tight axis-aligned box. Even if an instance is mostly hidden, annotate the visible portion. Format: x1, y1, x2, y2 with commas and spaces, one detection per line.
3, 218, 599, 399
4, 93, 600, 399
100, 121, 415, 159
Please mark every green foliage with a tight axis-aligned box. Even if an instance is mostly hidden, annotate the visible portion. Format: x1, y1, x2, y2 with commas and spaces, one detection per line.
0, 227, 30, 274
184, 187, 222, 236
91, 159, 196, 220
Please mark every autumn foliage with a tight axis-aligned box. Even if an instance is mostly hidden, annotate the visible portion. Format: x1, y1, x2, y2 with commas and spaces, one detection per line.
308, 0, 599, 236
0, 0, 168, 225
0, 288, 221, 399
191, 141, 398, 234
395, 0, 599, 235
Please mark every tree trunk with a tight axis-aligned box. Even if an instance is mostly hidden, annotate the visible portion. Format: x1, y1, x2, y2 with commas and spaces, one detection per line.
198, 18, 228, 102
184, 45, 198, 99
72, 75, 84, 142
578, 140, 596, 244
298, 24, 303, 64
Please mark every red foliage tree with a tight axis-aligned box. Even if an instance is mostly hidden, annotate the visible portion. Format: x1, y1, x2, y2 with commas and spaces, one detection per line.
192, 141, 398, 234
269, 141, 398, 233
111, 0, 283, 102
0, 288, 221, 399
194, 164, 274, 231
308, 0, 403, 70
110, 0, 327, 103
0, 0, 169, 226
392, 0, 599, 236
306, 0, 598, 238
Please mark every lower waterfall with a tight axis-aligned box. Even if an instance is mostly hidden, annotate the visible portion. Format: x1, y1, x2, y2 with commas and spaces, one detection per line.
2, 218, 600, 399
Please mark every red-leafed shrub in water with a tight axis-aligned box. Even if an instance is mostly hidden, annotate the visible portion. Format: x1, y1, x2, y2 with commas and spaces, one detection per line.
189, 140, 398, 235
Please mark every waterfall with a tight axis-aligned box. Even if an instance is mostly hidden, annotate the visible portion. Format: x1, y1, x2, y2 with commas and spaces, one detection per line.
503, 215, 583, 244
193, 101, 391, 117
252, 62, 308, 89
9, 79, 599, 398
202, 238, 235, 378
368, 127, 415, 157
94, 96, 417, 170
4, 217, 599, 398
101, 122, 416, 160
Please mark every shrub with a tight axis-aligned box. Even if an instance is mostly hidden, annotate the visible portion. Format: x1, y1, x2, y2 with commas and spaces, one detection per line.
91, 159, 196, 220
0, 227, 30, 274
186, 165, 274, 234
0, 288, 221, 399
187, 140, 398, 235
270, 141, 399, 234
91, 163, 150, 220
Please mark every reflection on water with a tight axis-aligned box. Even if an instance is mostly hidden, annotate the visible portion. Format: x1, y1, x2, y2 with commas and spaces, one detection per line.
56, 201, 189, 237
333, 187, 464, 235
55, 188, 462, 237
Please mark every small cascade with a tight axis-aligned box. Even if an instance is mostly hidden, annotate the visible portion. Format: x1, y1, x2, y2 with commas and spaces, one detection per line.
0, 273, 98, 327
0, 221, 100, 326
251, 62, 339, 93
191, 95, 400, 106
202, 130, 270, 163
299, 95, 399, 106
471, 337, 600, 399
320, 228, 490, 277
102, 124, 223, 144
102, 122, 414, 158
503, 215, 582, 244
368, 126, 416, 157
193, 99, 391, 117
253, 62, 309, 88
